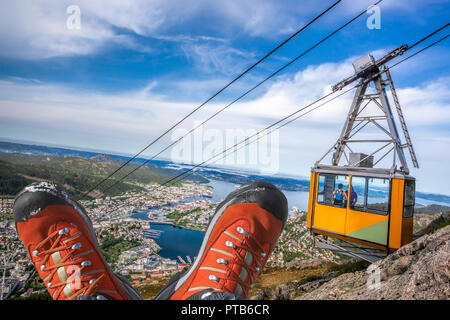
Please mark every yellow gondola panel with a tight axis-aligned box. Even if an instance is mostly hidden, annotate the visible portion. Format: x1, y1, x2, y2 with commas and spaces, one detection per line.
307, 169, 415, 252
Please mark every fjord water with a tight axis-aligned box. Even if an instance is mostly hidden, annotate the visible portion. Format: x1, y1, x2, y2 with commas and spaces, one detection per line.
207, 179, 311, 210
131, 211, 205, 262
148, 223, 205, 262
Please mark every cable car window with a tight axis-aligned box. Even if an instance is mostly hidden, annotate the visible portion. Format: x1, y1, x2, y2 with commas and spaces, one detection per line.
334, 175, 349, 207
317, 173, 349, 207
404, 180, 415, 207
403, 180, 415, 218
317, 174, 326, 203
367, 178, 390, 213
349, 176, 365, 210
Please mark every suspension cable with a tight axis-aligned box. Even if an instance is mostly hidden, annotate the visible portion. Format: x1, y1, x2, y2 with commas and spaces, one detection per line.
82, 0, 344, 198
95, 0, 384, 196
101, 23, 449, 214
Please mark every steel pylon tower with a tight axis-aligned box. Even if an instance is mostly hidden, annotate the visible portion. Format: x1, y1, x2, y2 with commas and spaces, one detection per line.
317, 46, 419, 174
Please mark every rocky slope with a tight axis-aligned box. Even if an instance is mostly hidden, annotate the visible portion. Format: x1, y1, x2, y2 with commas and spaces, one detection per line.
300, 225, 449, 300
250, 212, 450, 300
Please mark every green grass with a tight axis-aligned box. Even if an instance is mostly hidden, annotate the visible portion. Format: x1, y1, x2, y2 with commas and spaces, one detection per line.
297, 274, 323, 286
100, 234, 142, 264
167, 207, 202, 221
435, 219, 450, 230
328, 259, 370, 276
427, 218, 450, 234
8, 271, 52, 300
134, 277, 171, 300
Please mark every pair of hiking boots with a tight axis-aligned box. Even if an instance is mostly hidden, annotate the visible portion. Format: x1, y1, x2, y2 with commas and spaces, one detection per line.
12, 181, 287, 300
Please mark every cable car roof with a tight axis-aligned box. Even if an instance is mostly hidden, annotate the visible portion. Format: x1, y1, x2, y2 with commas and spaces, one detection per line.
312, 164, 415, 180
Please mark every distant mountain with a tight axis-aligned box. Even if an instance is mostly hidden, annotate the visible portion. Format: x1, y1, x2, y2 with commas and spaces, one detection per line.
0, 141, 208, 184
414, 204, 450, 214
88, 154, 208, 184
192, 166, 310, 192
413, 192, 450, 206
0, 141, 99, 158
0, 153, 174, 199
90, 154, 127, 166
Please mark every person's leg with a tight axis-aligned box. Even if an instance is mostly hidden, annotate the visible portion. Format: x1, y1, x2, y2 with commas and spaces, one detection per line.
13, 182, 142, 300
155, 181, 288, 300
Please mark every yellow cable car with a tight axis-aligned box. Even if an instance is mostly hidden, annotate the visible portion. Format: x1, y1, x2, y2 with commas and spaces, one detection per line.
307, 166, 415, 254
307, 48, 419, 261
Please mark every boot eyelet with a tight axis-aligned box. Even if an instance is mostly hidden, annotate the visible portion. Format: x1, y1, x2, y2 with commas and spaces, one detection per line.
225, 240, 236, 248
236, 226, 248, 236
260, 252, 266, 258
71, 242, 82, 250
81, 260, 91, 267
58, 227, 70, 235
217, 258, 227, 265
209, 274, 219, 282
40, 264, 46, 271
32, 250, 39, 257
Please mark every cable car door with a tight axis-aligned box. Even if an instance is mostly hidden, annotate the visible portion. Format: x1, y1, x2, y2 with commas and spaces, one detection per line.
312, 173, 349, 235
345, 176, 390, 246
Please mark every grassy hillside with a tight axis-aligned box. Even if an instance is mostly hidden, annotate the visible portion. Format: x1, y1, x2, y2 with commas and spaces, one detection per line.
0, 153, 176, 199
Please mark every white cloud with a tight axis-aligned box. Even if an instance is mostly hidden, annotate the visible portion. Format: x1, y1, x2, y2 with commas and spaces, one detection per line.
0, 0, 185, 59
395, 78, 450, 125
181, 43, 253, 75
0, 1, 116, 59
1, 0, 295, 62
4, 0, 431, 60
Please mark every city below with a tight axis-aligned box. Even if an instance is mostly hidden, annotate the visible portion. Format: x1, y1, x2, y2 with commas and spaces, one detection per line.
0, 181, 341, 299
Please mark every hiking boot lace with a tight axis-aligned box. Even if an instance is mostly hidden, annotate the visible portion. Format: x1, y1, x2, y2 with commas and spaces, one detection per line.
31, 227, 105, 300
204, 225, 266, 297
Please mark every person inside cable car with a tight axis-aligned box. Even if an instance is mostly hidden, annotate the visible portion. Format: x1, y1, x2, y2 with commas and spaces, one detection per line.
345, 186, 357, 209
332, 183, 347, 206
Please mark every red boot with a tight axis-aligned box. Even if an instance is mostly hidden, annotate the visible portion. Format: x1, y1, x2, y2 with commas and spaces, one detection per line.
13, 182, 142, 300
155, 181, 288, 300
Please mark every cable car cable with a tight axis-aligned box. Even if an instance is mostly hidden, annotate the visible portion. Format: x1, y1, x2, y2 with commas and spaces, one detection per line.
93, 0, 383, 196
407, 22, 449, 51
102, 30, 449, 215
166, 88, 358, 186
103, 88, 353, 215
163, 31, 450, 187
390, 33, 449, 69
82, 0, 344, 198
100, 19, 449, 215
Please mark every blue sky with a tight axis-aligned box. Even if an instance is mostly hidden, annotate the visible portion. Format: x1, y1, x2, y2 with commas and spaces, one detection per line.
0, 0, 449, 194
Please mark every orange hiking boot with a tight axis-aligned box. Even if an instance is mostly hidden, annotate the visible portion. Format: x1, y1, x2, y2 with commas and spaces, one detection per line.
13, 182, 142, 300
155, 181, 288, 300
